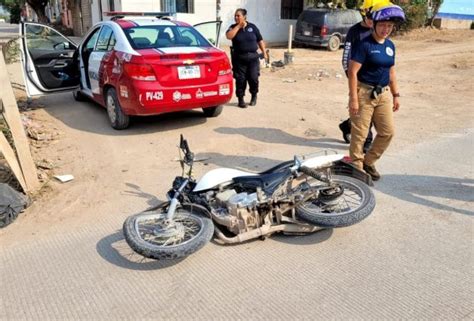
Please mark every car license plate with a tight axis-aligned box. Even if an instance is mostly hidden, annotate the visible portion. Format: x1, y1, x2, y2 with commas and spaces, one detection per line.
303, 30, 311, 36
178, 65, 201, 80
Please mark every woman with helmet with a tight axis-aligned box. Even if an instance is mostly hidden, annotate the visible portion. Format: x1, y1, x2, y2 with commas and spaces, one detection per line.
339, 0, 392, 150
347, 4, 405, 181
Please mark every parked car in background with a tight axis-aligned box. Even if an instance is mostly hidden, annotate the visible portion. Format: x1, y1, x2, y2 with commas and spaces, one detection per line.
19, 13, 233, 129
293, 8, 362, 51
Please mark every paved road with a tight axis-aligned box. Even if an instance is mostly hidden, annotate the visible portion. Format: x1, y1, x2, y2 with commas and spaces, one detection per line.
1, 128, 472, 320
0, 22, 18, 43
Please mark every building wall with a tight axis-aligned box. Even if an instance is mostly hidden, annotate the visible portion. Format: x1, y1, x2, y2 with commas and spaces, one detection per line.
92, 0, 121, 24
121, 0, 161, 12
176, 0, 216, 25
114, 0, 313, 44
220, 0, 298, 45
72, 0, 94, 36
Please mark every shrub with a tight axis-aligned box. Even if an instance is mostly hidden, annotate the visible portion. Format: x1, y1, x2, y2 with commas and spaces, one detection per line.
401, 3, 428, 30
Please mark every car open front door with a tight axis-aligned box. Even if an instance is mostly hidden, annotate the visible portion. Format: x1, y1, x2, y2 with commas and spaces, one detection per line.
20, 22, 80, 97
193, 21, 222, 47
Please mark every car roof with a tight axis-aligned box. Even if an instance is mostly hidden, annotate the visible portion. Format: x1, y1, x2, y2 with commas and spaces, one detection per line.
109, 17, 191, 29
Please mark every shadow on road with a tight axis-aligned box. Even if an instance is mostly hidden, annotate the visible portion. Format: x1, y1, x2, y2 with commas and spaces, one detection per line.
96, 231, 185, 270
34, 93, 210, 135
215, 126, 347, 150
196, 152, 283, 172
272, 228, 334, 245
375, 175, 474, 216
123, 182, 165, 209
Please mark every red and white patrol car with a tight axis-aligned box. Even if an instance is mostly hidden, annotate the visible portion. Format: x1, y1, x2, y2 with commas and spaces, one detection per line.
20, 13, 233, 129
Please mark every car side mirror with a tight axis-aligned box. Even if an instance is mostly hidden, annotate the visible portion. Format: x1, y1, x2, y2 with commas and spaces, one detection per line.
54, 41, 73, 50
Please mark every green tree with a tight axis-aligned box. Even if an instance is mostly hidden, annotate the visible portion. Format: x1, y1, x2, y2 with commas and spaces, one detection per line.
0, 0, 49, 23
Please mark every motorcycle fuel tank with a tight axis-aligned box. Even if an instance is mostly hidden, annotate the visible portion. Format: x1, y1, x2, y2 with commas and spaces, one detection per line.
193, 168, 257, 192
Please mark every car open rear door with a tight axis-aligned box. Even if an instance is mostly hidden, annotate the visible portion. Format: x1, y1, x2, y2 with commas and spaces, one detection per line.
20, 22, 80, 97
193, 21, 222, 47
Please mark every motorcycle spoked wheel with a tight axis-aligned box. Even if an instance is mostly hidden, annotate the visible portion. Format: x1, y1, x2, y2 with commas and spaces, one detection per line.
123, 206, 214, 260
296, 175, 375, 228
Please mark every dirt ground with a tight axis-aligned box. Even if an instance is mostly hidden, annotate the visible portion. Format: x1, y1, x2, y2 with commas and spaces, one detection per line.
2, 28, 474, 234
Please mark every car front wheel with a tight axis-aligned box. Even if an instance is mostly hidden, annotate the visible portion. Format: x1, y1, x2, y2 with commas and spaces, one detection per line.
106, 88, 130, 130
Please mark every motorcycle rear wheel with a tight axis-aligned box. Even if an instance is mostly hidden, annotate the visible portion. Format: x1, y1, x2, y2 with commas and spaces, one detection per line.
296, 175, 375, 228
123, 207, 214, 260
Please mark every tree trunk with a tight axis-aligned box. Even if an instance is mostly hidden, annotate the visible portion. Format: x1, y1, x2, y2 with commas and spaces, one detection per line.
26, 0, 48, 24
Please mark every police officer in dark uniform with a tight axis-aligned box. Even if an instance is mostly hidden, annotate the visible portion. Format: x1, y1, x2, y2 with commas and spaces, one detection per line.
226, 8, 267, 108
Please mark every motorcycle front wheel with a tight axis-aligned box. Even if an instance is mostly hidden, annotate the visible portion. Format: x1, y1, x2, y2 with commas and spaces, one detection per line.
296, 175, 375, 228
123, 206, 214, 260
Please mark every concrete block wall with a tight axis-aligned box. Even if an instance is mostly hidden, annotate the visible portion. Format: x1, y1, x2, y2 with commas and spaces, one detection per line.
433, 18, 473, 29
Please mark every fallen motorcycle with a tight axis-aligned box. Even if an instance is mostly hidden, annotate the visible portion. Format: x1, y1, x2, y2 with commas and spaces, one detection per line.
123, 136, 375, 260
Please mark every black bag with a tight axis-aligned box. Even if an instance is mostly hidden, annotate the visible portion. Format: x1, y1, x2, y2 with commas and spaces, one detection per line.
0, 183, 28, 228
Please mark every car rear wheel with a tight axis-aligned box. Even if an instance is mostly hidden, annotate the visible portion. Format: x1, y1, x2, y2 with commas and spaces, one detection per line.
106, 88, 130, 130
328, 36, 341, 52
202, 105, 223, 117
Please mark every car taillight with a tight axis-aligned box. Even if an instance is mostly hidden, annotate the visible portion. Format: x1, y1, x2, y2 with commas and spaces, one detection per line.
321, 25, 328, 36
218, 59, 232, 76
123, 63, 156, 81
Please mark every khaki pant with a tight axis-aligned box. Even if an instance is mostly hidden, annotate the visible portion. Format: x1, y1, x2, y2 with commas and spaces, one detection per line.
349, 84, 394, 170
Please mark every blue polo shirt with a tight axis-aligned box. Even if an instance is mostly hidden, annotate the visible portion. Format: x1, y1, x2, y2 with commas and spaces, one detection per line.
342, 22, 372, 74
351, 36, 395, 87
228, 22, 263, 54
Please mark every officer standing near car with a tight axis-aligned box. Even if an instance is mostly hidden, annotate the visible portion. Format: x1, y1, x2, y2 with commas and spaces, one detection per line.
339, 0, 391, 151
226, 8, 268, 108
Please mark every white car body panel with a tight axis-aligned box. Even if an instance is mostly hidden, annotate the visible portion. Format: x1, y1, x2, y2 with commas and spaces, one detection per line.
301, 154, 344, 169
19, 22, 79, 97
88, 51, 106, 94
193, 168, 257, 192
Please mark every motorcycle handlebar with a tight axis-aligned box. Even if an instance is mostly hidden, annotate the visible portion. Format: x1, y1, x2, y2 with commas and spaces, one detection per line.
179, 134, 194, 164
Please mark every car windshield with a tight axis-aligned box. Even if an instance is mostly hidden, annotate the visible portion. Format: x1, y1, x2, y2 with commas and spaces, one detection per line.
124, 25, 212, 49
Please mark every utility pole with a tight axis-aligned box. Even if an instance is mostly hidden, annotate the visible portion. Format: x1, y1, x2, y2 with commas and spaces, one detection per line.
216, 0, 221, 21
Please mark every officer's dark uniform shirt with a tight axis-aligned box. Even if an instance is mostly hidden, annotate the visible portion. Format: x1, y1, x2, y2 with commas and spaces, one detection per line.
228, 22, 263, 54
342, 22, 372, 74
351, 36, 395, 87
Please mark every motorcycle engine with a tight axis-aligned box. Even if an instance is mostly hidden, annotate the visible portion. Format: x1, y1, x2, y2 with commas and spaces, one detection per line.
211, 189, 261, 235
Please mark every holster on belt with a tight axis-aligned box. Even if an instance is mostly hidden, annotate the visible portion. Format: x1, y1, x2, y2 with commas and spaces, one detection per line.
359, 82, 388, 100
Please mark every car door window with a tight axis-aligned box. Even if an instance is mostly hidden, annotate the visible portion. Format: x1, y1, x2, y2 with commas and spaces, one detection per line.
177, 29, 199, 46
84, 29, 100, 51
107, 33, 116, 51
22, 23, 79, 91
96, 26, 114, 51
25, 24, 75, 51
193, 21, 222, 47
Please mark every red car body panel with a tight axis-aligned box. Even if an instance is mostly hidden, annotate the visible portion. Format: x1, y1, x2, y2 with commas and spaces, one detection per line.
92, 20, 233, 116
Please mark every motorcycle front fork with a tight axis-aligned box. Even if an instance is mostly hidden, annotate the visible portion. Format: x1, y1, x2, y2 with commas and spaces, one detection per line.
166, 178, 189, 221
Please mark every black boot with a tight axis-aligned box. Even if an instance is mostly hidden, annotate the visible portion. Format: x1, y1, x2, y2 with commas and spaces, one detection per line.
249, 94, 257, 106
238, 96, 247, 108
338, 119, 351, 144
